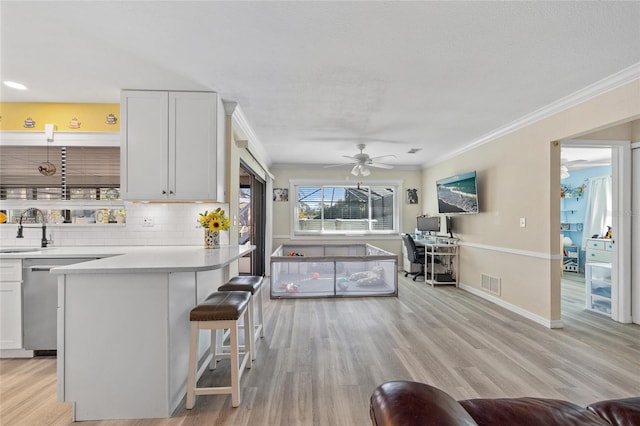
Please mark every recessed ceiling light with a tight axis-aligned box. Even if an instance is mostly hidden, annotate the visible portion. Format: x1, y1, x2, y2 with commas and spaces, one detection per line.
3, 81, 27, 90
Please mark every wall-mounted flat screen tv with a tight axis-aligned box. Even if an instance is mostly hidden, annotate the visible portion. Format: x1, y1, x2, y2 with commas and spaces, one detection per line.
436, 171, 479, 214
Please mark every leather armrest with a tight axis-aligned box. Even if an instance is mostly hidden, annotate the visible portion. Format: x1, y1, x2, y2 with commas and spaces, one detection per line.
587, 397, 640, 426
370, 381, 477, 426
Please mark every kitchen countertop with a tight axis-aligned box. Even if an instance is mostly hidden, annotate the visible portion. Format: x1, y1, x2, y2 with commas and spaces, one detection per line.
0, 245, 255, 274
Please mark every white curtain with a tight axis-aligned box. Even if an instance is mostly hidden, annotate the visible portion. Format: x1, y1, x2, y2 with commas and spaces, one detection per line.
582, 176, 612, 247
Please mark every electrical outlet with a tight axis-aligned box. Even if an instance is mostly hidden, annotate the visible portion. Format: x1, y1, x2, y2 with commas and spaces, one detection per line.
143, 216, 154, 227
519, 217, 526, 228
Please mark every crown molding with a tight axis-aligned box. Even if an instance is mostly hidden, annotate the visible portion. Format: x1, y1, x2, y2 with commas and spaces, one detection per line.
225, 102, 272, 168
424, 62, 640, 168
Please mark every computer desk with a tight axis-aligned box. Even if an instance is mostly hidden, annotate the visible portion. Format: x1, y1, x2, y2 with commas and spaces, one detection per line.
414, 235, 459, 287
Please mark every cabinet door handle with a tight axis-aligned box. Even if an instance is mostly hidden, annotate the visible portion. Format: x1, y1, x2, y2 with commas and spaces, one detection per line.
169, 190, 174, 195
162, 190, 167, 195
28, 266, 54, 272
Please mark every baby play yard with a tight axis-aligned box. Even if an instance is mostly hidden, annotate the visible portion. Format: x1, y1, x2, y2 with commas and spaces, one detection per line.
270, 244, 398, 298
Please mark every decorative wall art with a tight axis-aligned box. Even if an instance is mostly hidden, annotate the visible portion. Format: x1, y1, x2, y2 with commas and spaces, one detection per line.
24, 117, 36, 128
273, 188, 289, 202
68, 118, 81, 129
105, 113, 118, 125
406, 188, 418, 204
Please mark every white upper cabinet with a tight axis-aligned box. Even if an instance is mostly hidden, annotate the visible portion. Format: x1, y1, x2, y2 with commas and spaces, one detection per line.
120, 90, 223, 201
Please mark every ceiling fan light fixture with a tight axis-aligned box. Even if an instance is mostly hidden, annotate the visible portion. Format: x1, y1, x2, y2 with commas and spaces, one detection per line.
350, 163, 371, 176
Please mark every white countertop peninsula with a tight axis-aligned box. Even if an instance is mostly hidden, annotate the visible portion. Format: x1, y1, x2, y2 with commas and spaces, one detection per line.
48, 244, 255, 421
49, 245, 254, 274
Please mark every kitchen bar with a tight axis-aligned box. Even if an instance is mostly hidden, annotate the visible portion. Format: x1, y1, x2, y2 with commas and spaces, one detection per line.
50, 245, 254, 421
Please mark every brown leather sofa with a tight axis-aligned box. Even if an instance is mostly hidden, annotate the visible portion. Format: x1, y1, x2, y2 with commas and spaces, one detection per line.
370, 381, 640, 426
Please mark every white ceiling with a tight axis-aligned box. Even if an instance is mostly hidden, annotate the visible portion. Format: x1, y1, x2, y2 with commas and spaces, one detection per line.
561, 147, 611, 171
1, 1, 639, 170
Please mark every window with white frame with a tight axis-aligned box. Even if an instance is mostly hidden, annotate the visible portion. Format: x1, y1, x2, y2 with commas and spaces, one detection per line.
292, 180, 400, 235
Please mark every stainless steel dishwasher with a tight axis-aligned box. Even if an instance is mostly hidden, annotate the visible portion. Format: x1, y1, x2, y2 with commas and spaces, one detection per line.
22, 258, 96, 351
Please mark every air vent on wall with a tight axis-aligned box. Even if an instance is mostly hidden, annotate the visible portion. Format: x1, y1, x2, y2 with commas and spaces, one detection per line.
407, 148, 422, 154
481, 273, 501, 296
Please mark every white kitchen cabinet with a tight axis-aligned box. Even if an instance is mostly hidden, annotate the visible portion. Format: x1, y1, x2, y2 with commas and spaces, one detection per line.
0, 259, 22, 349
120, 90, 223, 201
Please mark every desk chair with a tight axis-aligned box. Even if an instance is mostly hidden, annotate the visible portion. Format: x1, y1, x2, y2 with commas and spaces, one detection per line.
401, 233, 425, 281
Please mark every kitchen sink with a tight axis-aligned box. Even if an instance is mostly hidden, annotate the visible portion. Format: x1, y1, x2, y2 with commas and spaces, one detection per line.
0, 248, 42, 254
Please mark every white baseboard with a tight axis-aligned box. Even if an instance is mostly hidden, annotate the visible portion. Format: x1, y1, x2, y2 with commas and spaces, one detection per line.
0, 348, 35, 358
459, 282, 564, 329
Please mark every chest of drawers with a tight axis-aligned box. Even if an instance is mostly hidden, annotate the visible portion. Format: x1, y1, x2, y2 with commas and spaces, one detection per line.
585, 238, 613, 263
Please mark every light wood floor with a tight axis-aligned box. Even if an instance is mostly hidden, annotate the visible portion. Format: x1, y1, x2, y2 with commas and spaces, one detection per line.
1, 273, 638, 426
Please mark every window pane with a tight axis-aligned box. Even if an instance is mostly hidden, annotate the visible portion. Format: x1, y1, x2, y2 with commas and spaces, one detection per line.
371, 186, 394, 230
36, 188, 63, 200
297, 186, 322, 231
69, 188, 97, 200
295, 183, 397, 234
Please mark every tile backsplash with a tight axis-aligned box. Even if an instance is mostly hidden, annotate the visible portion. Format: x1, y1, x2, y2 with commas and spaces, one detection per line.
0, 202, 229, 247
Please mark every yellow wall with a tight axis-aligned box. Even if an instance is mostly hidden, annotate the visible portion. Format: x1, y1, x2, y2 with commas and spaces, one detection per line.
0, 102, 120, 132
422, 80, 640, 324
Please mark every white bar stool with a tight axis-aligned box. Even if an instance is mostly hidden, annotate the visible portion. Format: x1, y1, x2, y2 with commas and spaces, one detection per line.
186, 291, 252, 409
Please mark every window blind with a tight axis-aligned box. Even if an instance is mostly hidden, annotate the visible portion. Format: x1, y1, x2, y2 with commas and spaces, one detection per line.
0, 146, 119, 189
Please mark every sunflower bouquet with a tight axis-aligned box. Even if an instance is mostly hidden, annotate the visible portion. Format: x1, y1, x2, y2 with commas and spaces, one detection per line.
198, 208, 230, 231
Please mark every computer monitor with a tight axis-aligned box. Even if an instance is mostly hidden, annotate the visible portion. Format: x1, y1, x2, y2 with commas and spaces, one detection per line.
416, 216, 440, 234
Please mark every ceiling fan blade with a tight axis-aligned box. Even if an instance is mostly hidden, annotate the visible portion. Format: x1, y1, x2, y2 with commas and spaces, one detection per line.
323, 163, 350, 168
342, 155, 359, 161
369, 162, 393, 169
370, 154, 396, 162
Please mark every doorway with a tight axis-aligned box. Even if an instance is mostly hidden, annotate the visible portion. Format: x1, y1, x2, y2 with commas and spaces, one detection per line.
560, 141, 631, 323
239, 161, 266, 276
560, 145, 611, 317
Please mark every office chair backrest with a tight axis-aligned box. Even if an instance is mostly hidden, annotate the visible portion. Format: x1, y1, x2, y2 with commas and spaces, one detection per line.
401, 233, 419, 263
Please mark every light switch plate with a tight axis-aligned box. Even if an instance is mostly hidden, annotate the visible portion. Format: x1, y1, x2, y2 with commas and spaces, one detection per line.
519, 217, 526, 228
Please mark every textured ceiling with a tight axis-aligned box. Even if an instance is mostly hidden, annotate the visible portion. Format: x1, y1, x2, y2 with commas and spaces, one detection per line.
1, 1, 639, 169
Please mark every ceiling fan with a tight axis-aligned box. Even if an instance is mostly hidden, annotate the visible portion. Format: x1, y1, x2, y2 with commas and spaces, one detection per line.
325, 143, 396, 176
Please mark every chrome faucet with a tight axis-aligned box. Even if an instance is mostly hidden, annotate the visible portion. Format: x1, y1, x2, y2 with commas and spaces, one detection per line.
16, 208, 52, 248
